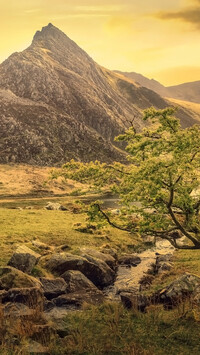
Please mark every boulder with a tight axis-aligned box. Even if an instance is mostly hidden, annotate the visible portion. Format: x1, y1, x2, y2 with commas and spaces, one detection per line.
61, 270, 98, 293
1, 287, 44, 311
80, 248, 117, 270
193, 285, 200, 305
40, 277, 67, 299
157, 262, 172, 274
100, 247, 118, 260
53, 290, 104, 308
45, 253, 115, 288
0, 266, 41, 290
118, 254, 141, 266
2, 302, 37, 319
120, 292, 150, 312
8, 245, 41, 273
45, 202, 67, 211
32, 240, 51, 251
158, 273, 200, 306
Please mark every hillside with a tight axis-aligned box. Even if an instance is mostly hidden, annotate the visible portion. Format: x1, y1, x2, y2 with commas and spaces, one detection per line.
0, 23, 199, 165
116, 71, 200, 104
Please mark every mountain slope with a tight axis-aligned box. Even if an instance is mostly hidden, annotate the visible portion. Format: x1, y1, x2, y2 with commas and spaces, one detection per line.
115, 71, 169, 98
0, 24, 199, 165
116, 71, 200, 104
168, 81, 200, 104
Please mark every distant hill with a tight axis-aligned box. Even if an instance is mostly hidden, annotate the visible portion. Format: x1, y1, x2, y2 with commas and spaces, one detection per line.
0, 23, 199, 165
168, 81, 200, 104
116, 71, 200, 104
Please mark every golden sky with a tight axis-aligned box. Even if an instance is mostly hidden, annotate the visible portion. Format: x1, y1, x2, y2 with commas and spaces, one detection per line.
0, 0, 200, 86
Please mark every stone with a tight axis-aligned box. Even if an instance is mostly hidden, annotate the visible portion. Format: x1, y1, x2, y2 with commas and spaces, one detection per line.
100, 247, 118, 260
120, 292, 150, 312
157, 262, 172, 274
2, 302, 36, 319
118, 254, 141, 266
8, 245, 41, 273
1, 287, 44, 311
32, 240, 51, 251
45, 202, 67, 211
44, 253, 115, 288
40, 277, 67, 299
158, 273, 200, 306
0, 266, 41, 290
61, 270, 98, 293
193, 285, 200, 305
53, 289, 104, 308
80, 248, 117, 271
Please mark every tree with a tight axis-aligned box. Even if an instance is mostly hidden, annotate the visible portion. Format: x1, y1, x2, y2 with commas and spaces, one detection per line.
54, 107, 200, 249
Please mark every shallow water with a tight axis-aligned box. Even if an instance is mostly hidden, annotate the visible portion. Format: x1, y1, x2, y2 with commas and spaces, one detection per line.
104, 239, 174, 300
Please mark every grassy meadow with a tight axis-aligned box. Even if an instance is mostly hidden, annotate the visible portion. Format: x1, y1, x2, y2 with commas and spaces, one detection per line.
0, 164, 200, 355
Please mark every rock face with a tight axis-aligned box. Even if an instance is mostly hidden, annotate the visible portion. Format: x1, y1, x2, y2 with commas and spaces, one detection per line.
44, 252, 115, 288
8, 245, 41, 273
0, 23, 198, 165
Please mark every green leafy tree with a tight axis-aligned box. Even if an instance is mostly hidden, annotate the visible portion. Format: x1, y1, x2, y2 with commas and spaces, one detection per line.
54, 107, 200, 249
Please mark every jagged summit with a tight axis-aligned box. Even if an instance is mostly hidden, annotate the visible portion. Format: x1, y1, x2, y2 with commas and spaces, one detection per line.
0, 25, 198, 165
32, 23, 72, 46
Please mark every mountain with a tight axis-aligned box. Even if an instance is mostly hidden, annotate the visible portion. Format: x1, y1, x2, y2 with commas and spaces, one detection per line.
168, 81, 200, 104
116, 71, 200, 104
0, 24, 199, 165
115, 71, 169, 97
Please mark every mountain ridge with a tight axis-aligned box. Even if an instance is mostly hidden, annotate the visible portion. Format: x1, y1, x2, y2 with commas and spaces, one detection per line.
0, 24, 199, 165
115, 71, 200, 104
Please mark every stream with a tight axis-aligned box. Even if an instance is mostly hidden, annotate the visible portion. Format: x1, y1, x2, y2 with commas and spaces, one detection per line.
104, 239, 174, 300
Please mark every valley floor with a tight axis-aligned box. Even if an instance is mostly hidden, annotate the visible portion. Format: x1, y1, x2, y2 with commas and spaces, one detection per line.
0, 165, 199, 355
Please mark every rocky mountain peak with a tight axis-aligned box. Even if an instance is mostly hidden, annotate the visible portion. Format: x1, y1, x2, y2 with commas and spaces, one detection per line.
32, 23, 68, 45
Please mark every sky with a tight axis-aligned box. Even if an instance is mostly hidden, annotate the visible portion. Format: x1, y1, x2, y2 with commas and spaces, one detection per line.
0, 0, 200, 86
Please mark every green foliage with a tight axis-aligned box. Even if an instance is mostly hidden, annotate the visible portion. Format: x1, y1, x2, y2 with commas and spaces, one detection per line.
54, 107, 200, 249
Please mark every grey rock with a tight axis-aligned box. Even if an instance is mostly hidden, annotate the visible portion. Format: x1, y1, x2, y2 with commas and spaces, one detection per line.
0, 266, 41, 290
45, 202, 67, 211
81, 248, 117, 270
61, 270, 98, 293
32, 240, 51, 251
118, 254, 141, 266
40, 277, 67, 299
53, 289, 104, 308
159, 273, 200, 306
45, 252, 115, 288
1, 287, 44, 311
8, 245, 41, 273
120, 292, 150, 312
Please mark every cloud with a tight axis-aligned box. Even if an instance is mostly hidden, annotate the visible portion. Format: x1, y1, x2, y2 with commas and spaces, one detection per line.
155, 2, 200, 29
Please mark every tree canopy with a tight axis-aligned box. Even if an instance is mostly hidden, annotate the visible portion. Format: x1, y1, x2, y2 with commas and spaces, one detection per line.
54, 107, 200, 249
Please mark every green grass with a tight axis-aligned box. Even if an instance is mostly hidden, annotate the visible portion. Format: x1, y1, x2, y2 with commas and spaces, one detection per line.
51, 302, 200, 355
0, 195, 200, 355
145, 249, 200, 294
0, 206, 140, 266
